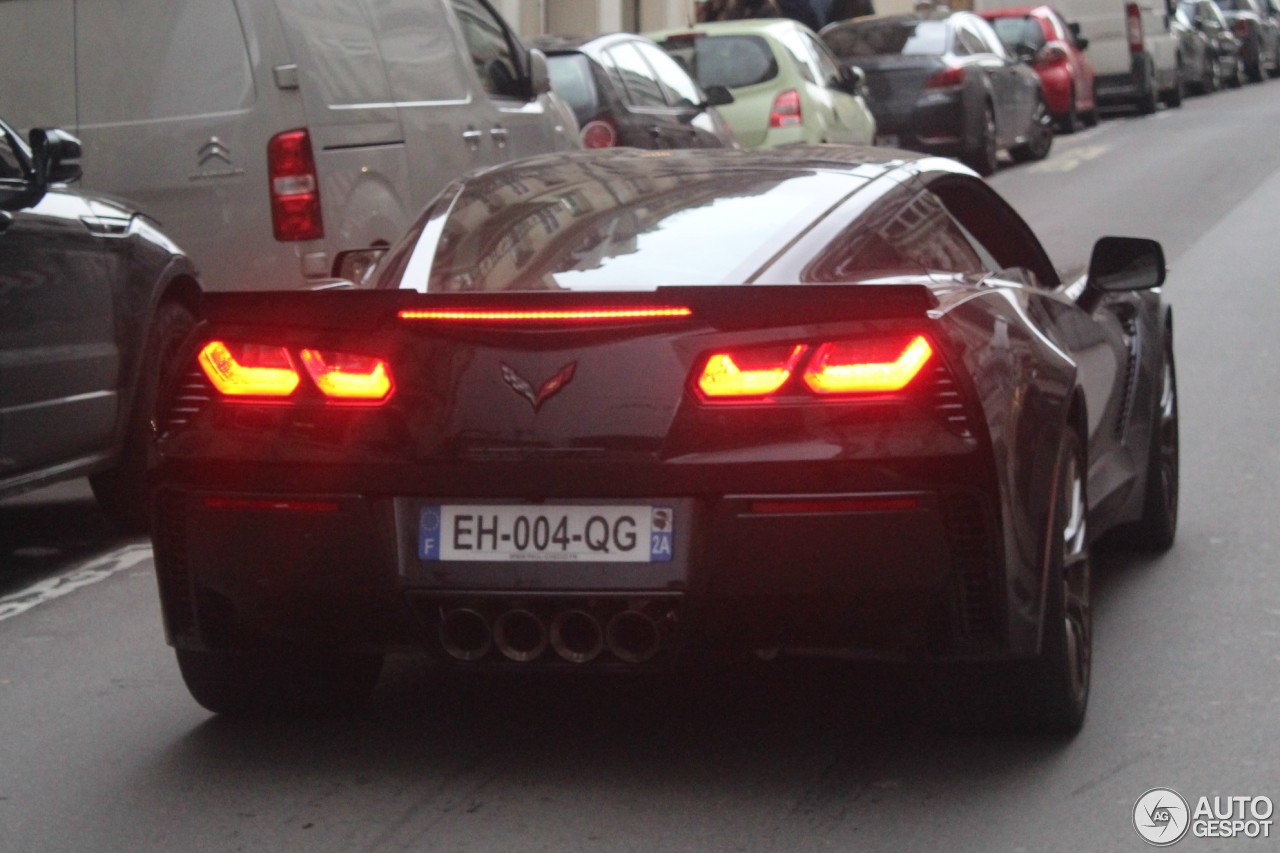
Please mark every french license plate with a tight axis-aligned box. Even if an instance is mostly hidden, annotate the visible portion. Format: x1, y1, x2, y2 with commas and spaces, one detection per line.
419, 505, 674, 563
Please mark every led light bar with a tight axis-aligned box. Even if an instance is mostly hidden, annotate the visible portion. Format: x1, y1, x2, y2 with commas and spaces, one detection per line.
398, 307, 692, 322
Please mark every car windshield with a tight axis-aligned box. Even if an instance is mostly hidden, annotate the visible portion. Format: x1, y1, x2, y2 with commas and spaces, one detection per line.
407, 158, 861, 292
824, 19, 949, 58
655, 34, 779, 89
989, 17, 1044, 49
546, 53, 600, 126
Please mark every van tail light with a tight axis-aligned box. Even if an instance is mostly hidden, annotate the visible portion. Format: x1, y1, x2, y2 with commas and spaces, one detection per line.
803, 335, 933, 394
924, 65, 967, 89
581, 118, 617, 149
1125, 3, 1144, 54
198, 341, 301, 397
268, 129, 323, 242
697, 345, 805, 399
299, 349, 394, 402
769, 89, 802, 128
199, 341, 395, 403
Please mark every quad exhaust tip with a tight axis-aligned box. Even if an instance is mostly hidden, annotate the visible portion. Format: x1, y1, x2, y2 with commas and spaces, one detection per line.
439, 608, 492, 661
494, 609, 549, 662
605, 610, 661, 663
550, 609, 605, 663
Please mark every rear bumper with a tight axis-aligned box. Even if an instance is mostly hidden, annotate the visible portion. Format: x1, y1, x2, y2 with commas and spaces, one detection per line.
872, 96, 966, 157
152, 458, 1018, 668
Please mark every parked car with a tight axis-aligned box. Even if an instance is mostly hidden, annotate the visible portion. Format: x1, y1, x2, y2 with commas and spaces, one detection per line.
647, 18, 876, 148
1215, 0, 1280, 80
0, 117, 199, 530
1010, 0, 1183, 112
149, 146, 1177, 735
821, 12, 1053, 176
532, 33, 738, 150
980, 6, 1099, 131
0, 0, 577, 295
1173, 0, 1245, 90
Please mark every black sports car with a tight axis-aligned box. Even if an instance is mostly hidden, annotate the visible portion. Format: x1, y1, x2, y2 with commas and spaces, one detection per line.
151, 146, 1177, 733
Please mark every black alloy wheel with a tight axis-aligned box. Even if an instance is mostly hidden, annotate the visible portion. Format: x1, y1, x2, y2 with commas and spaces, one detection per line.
1010, 97, 1053, 163
1133, 327, 1179, 552
1202, 55, 1222, 93
963, 103, 999, 176
1163, 62, 1185, 107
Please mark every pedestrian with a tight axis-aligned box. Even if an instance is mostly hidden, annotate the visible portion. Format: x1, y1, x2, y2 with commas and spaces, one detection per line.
720, 0, 783, 19
777, 0, 823, 29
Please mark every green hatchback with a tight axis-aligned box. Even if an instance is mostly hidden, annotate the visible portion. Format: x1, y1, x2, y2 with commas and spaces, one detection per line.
648, 18, 876, 149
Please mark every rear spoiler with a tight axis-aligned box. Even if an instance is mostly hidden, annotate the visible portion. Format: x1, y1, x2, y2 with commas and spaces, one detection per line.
199, 284, 937, 333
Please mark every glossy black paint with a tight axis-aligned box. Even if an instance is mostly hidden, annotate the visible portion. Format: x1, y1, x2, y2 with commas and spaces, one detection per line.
533, 33, 737, 150
151, 147, 1169, 672
0, 116, 199, 502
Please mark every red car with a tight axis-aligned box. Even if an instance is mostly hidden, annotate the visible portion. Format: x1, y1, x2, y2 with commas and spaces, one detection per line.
981, 6, 1098, 132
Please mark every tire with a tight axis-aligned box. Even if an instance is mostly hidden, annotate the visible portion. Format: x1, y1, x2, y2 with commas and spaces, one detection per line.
962, 103, 998, 177
1056, 86, 1082, 133
1135, 60, 1159, 114
939, 429, 1091, 735
90, 298, 197, 533
176, 648, 383, 716
1010, 97, 1053, 163
1162, 63, 1184, 107
1132, 326, 1179, 552
1228, 55, 1244, 88
1081, 106, 1099, 127
1199, 55, 1221, 94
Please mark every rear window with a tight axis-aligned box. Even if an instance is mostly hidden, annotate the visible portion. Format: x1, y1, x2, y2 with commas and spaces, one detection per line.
546, 54, 601, 125
414, 161, 859, 292
989, 17, 1045, 50
656, 35, 779, 89
823, 19, 949, 59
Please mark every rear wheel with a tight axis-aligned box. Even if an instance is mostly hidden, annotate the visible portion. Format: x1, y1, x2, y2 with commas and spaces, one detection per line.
90, 298, 197, 532
1162, 63, 1185, 107
1057, 87, 1082, 134
1010, 97, 1053, 162
1200, 55, 1221, 93
176, 647, 383, 716
1136, 61, 1159, 114
1132, 327, 1179, 552
962, 103, 998, 177
1228, 54, 1244, 87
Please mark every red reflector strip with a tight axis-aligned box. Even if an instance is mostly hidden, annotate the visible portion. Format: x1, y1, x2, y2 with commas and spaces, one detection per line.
749, 497, 920, 515
398, 307, 692, 322
202, 497, 341, 513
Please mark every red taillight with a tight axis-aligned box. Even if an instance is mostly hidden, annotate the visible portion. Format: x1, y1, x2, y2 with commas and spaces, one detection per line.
199, 341, 395, 403
299, 349, 394, 402
769, 89, 802, 129
1126, 3, 1144, 53
198, 341, 300, 398
581, 119, 617, 149
697, 345, 805, 399
398, 307, 692, 323
268, 129, 323, 242
924, 65, 967, 89
803, 335, 933, 394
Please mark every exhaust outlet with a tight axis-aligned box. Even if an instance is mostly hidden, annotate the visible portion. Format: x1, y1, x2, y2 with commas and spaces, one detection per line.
605, 610, 661, 663
550, 609, 605, 663
439, 608, 492, 661
493, 609, 549, 662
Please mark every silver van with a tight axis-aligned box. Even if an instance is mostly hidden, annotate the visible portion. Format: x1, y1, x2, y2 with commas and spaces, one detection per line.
1, 0, 578, 292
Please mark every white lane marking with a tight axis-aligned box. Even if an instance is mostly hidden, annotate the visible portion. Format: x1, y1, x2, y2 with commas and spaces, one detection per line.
0, 543, 153, 623
1029, 143, 1111, 173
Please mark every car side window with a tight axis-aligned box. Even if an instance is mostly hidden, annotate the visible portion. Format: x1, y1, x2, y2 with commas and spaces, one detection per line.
970, 17, 1011, 57
450, 0, 525, 100
634, 40, 702, 106
805, 33, 845, 87
804, 186, 987, 282
954, 22, 987, 56
775, 28, 820, 83
605, 42, 668, 108
930, 176, 1060, 288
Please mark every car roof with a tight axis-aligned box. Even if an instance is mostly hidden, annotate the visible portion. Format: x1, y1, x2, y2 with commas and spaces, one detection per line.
647, 17, 814, 41
531, 32, 656, 55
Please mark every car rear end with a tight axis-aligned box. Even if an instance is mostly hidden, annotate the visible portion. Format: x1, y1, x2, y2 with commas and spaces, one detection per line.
650, 26, 807, 148
152, 280, 1009, 669
822, 17, 965, 154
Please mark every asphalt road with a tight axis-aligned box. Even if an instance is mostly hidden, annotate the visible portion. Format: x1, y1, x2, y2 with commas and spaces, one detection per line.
3, 84, 1280, 852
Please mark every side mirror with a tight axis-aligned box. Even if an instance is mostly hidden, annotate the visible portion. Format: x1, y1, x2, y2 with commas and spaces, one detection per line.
1082, 237, 1165, 309
30, 128, 82, 185
840, 64, 867, 95
528, 48, 552, 98
1015, 43, 1038, 62
1068, 22, 1089, 49
702, 84, 735, 107
333, 246, 389, 286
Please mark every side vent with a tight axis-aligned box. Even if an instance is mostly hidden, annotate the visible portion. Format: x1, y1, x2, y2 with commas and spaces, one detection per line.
1115, 315, 1140, 439
153, 493, 196, 640
160, 368, 213, 436
944, 492, 998, 642
926, 363, 973, 437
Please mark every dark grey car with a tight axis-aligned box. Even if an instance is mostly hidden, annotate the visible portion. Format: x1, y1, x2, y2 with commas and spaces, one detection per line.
534, 33, 738, 150
0, 117, 199, 530
821, 12, 1051, 177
